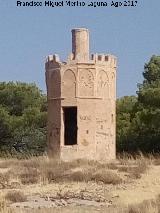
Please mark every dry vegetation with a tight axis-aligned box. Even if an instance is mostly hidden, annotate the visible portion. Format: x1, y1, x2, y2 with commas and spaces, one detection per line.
5, 191, 27, 203
126, 195, 160, 213
0, 157, 123, 186
0, 154, 159, 213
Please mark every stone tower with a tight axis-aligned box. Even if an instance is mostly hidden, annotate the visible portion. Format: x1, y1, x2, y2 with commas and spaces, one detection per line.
45, 28, 117, 161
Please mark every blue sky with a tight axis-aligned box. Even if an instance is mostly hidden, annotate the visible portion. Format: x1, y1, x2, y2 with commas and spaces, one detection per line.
0, 0, 160, 97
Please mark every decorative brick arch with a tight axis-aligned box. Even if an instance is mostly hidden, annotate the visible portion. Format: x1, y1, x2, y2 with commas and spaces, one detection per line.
79, 69, 94, 96
97, 70, 109, 98
62, 69, 76, 98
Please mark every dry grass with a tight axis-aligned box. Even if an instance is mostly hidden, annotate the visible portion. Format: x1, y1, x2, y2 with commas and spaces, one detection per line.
19, 167, 40, 184
0, 154, 160, 213
5, 191, 27, 203
118, 154, 149, 179
106, 162, 118, 170
153, 157, 160, 166
0, 159, 19, 169
91, 170, 122, 184
125, 195, 160, 213
59, 168, 122, 184
0, 198, 6, 212
0, 157, 123, 185
0, 154, 151, 187
67, 170, 93, 182
0, 195, 14, 213
0, 173, 10, 189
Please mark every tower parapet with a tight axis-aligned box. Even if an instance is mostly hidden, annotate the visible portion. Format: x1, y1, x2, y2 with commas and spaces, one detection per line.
46, 54, 60, 63
91, 54, 117, 67
45, 54, 62, 70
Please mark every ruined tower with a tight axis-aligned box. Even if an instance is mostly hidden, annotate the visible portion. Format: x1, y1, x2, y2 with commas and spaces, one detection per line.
45, 28, 117, 161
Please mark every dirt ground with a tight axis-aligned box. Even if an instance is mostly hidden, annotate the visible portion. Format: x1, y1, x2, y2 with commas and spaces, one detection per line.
0, 156, 160, 213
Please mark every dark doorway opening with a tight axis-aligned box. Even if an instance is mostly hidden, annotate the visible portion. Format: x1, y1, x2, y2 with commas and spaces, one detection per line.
63, 107, 77, 145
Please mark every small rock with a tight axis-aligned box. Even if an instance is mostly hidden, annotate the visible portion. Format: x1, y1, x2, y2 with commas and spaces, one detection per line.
111, 194, 119, 198
55, 200, 63, 206
61, 199, 67, 206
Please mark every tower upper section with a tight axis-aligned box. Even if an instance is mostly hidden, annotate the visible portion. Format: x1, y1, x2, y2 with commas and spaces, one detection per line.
45, 27, 117, 69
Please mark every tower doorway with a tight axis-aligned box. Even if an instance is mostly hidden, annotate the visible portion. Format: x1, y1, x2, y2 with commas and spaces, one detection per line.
63, 107, 77, 145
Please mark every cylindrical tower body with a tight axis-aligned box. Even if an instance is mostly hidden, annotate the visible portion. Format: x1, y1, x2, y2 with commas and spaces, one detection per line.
72, 28, 89, 61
